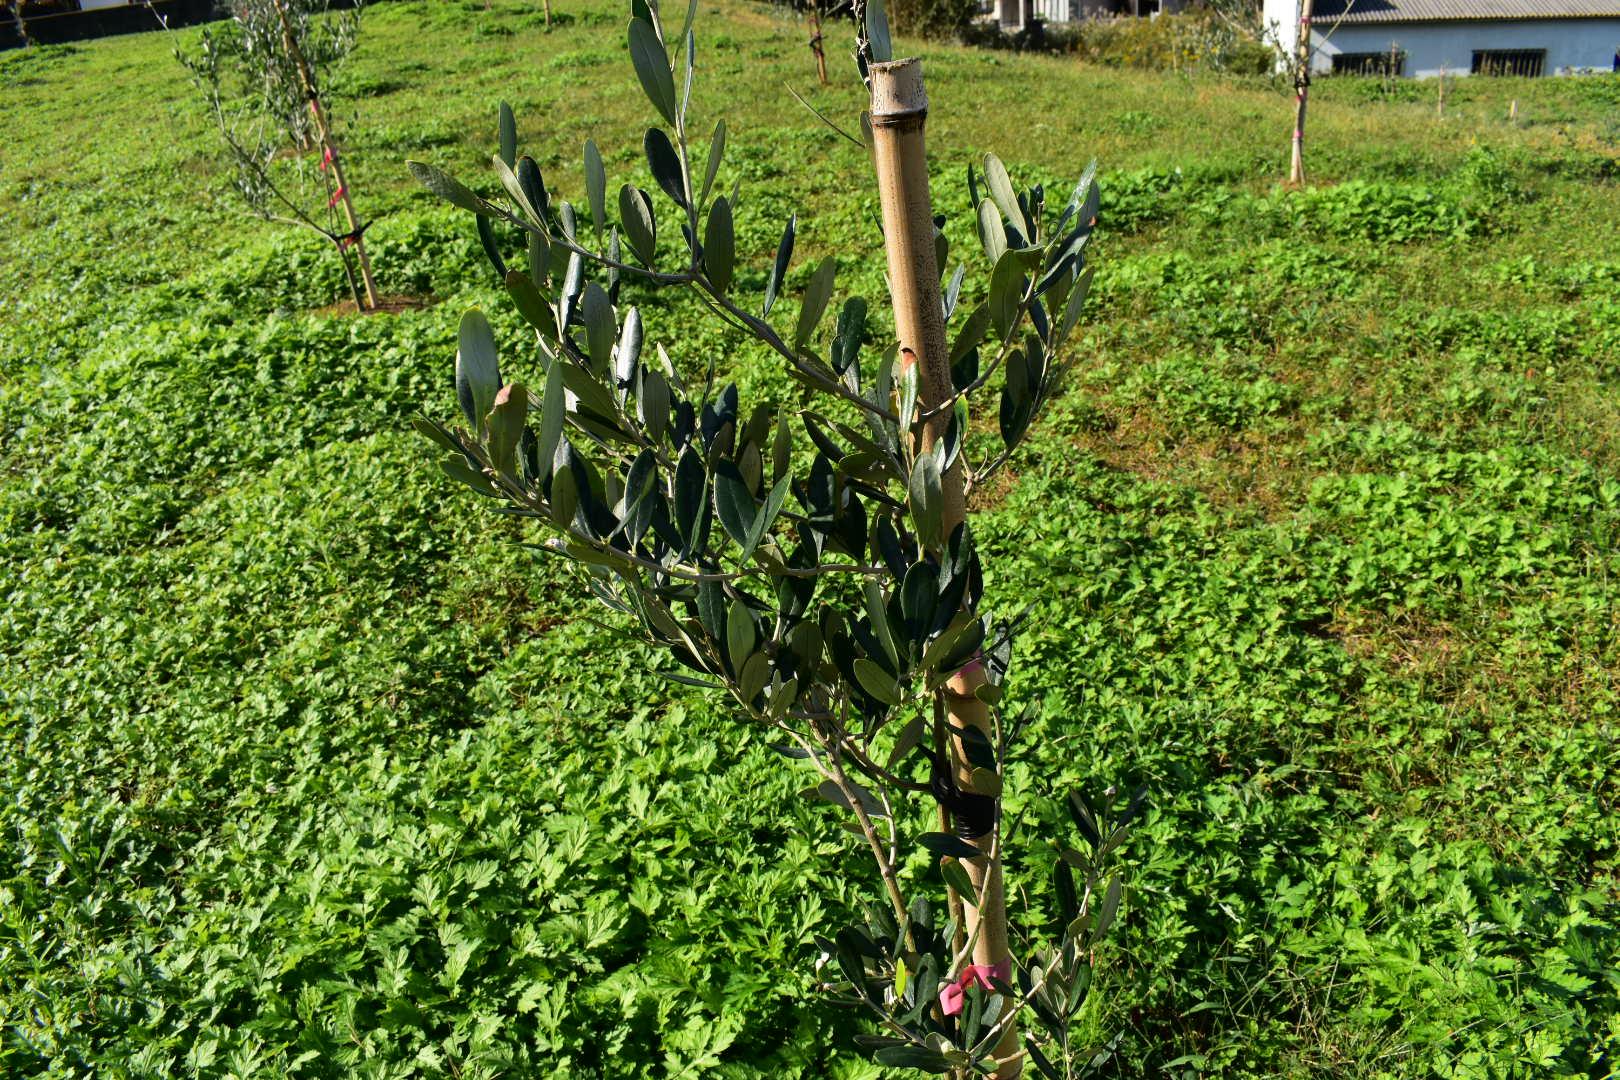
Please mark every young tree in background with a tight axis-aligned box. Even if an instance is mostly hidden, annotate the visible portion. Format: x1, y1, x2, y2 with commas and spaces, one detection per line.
1288, 0, 1313, 184
1265, 0, 1357, 184
767, 0, 852, 84
175, 0, 381, 310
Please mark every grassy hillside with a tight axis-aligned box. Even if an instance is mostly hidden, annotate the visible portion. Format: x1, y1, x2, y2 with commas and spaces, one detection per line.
2, 1, 1618, 1077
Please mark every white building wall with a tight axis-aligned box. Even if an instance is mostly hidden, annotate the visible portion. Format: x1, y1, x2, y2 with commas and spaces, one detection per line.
1264, 0, 1305, 63
1320, 19, 1620, 75
1260, 0, 1620, 76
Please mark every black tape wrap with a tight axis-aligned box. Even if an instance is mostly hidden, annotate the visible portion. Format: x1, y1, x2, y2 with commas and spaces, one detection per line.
930, 752, 996, 840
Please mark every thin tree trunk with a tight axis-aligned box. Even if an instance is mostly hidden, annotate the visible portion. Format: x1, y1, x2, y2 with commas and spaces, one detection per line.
809, 6, 829, 86
10, 1, 29, 47
1437, 64, 1446, 117
543, 0, 551, 28
333, 238, 364, 310
869, 57, 1020, 1078
1288, 0, 1313, 185
270, 0, 380, 310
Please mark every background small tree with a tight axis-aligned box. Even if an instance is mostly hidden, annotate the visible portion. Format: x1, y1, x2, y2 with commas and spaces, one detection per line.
176, 0, 381, 310
1262, 0, 1358, 184
769, 0, 851, 85
408, 1, 1133, 1074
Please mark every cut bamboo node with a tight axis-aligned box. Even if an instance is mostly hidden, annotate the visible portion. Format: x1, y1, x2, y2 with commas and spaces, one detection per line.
869, 58, 928, 127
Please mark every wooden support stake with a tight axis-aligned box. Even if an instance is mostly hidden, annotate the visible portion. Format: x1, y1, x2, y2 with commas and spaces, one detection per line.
869, 58, 1019, 1078
271, 0, 380, 310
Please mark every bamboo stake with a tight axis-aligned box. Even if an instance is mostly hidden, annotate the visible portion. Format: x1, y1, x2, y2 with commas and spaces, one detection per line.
1288, 0, 1314, 185
270, 0, 380, 310
869, 58, 1019, 1078
1437, 63, 1446, 117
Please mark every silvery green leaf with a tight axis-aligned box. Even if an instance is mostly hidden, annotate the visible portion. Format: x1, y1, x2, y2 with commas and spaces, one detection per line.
714, 464, 758, 551
493, 154, 539, 226
528, 229, 549, 286
814, 778, 888, 817
619, 185, 657, 267
983, 153, 1025, 239
940, 856, 975, 900
628, 17, 677, 127
536, 359, 565, 484
896, 355, 918, 434
498, 101, 517, 169
918, 832, 980, 860
702, 119, 726, 208
976, 198, 1006, 265
412, 415, 462, 455
704, 195, 735, 294
794, 256, 837, 351
865, 580, 898, 669
456, 309, 501, 429
549, 460, 578, 526
408, 161, 486, 215
676, 0, 699, 54
517, 155, 549, 219
1092, 874, 1122, 943
988, 248, 1023, 338
853, 658, 902, 707
726, 598, 757, 670
772, 410, 792, 482
943, 263, 965, 319
584, 139, 606, 241
615, 306, 643, 393
681, 28, 695, 121
747, 476, 791, 555
886, 713, 926, 768
643, 127, 687, 209
1058, 264, 1095, 349
486, 383, 526, 477
558, 251, 583, 329
739, 653, 770, 702
764, 212, 795, 318
907, 445, 943, 552
581, 282, 615, 374
951, 302, 990, 365
639, 369, 670, 443
866, 0, 892, 63
476, 214, 506, 279
505, 270, 557, 339
999, 349, 1034, 451
674, 445, 706, 554
441, 453, 499, 497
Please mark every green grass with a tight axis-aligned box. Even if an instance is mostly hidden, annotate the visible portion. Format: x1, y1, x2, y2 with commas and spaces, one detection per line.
3, 1, 1619, 1077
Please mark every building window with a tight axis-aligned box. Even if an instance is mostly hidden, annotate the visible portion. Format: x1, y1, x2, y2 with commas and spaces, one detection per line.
1472, 49, 1546, 77
1331, 51, 1407, 76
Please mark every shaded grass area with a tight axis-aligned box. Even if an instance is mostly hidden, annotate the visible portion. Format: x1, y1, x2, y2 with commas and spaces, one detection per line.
2, 0, 1618, 1076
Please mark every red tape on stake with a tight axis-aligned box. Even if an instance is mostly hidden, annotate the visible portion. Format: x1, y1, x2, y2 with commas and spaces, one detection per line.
940, 961, 1012, 1017
327, 185, 346, 208
318, 146, 333, 171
